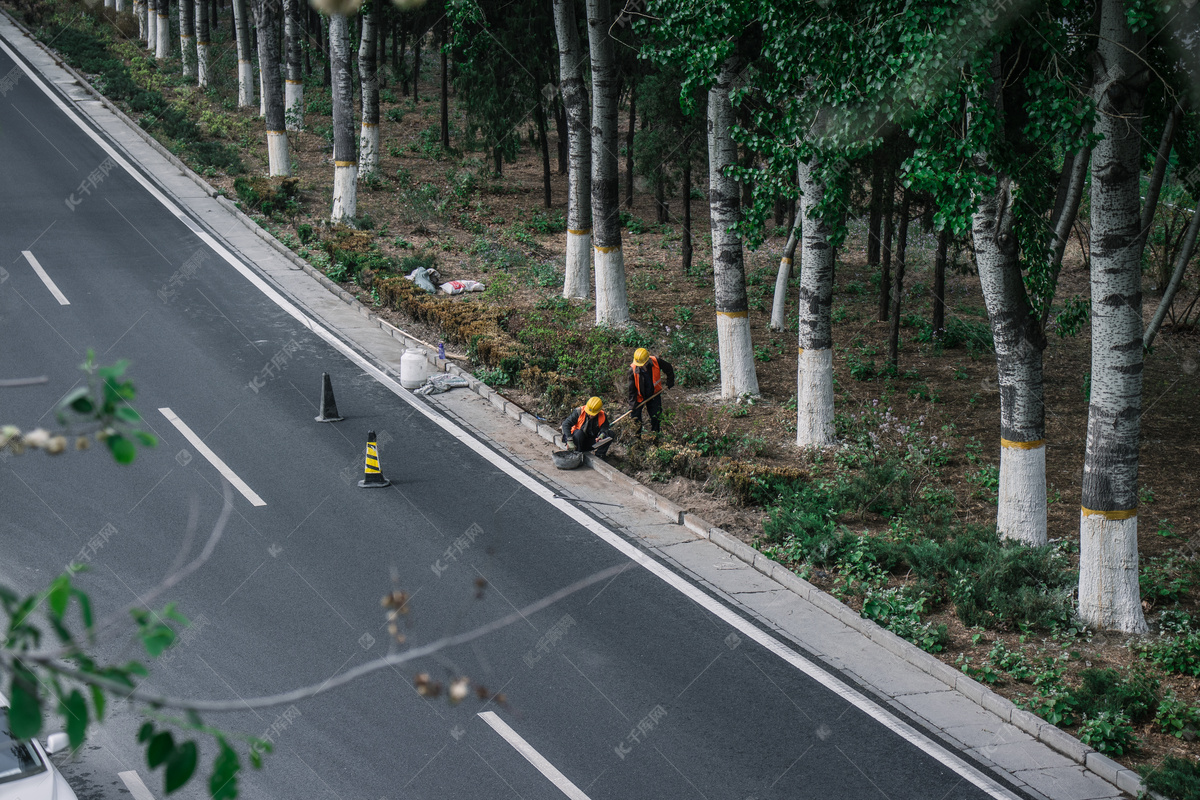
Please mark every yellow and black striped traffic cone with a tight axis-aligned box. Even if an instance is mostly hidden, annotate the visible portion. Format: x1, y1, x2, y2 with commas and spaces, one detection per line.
358, 430, 391, 488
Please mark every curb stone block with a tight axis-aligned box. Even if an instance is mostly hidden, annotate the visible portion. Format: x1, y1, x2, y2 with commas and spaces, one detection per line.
980, 690, 1016, 723
488, 393, 506, 414
1038, 724, 1089, 764
682, 514, 711, 539
954, 674, 988, 706
1085, 752, 1121, 785
1115, 768, 1143, 795
655, 496, 684, 524
1009, 708, 1045, 739
519, 413, 540, 434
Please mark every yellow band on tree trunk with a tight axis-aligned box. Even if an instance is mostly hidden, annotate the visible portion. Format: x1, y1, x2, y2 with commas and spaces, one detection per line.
781, 257, 792, 264
567, 228, 592, 235
717, 310, 748, 318
334, 161, 357, 167
594, 244, 621, 254
1000, 438, 1046, 449
1081, 507, 1138, 520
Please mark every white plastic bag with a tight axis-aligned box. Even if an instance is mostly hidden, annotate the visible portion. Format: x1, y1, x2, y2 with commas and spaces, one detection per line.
440, 280, 485, 295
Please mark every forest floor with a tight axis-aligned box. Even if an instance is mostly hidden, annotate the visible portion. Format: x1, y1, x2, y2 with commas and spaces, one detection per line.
13, 0, 1200, 787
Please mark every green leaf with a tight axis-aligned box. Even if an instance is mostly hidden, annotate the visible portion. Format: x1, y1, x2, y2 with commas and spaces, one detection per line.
90, 685, 107, 722
141, 625, 176, 658
47, 575, 70, 618
209, 740, 239, 800
134, 431, 157, 447
163, 603, 189, 626
165, 740, 198, 793
115, 406, 142, 423
107, 434, 137, 464
8, 666, 43, 739
147, 731, 174, 769
138, 722, 155, 743
73, 588, 94, 631
60, 689, 88, 749
61, 387, 95, 415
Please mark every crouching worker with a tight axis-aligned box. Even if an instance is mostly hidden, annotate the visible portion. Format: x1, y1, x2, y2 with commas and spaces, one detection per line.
561, 396, 612, 457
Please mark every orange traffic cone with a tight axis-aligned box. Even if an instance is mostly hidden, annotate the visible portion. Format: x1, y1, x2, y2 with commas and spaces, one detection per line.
358, 430, 391, 488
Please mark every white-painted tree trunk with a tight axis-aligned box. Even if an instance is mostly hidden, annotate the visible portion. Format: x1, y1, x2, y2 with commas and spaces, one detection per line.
195, 0, 209, 88
259, 70, 265, 117
146, 0, 157, 51
553, 0, 591, 299
708, 55, 758, 397
267, 132, 290, 177
998, 442, 1047, 543
769, 197, 801, 332
330, 14, 357, 225
359, 124, 379, 176
115, 0, 125, 13
179, 0, 194, 78
233, 0, 254, 109
585, 0, 629, 326
105, 0, 115, 10
358, 0, 380, 177
136, 0, 146, 42
156, 4, 170, 59
795, 157, 834, 446
283, 0, 303, 131
285, 82, 304, 130
252, 0, 289, 177
1078, 0, 1150, 633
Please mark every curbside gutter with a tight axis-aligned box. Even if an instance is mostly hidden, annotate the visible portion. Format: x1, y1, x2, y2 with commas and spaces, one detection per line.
2, 11, 1145, 797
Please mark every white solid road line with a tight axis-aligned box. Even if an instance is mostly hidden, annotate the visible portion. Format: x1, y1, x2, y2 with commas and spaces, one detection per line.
117, 770, 157, 800
478, 712, 592, 800
158, 407, 266, 507
21, 250, 70, 305
0, 31, 1017, 799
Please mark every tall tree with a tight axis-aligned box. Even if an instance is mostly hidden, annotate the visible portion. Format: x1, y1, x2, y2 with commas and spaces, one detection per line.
155, 0, 170, 59
1078, 0, 1151, 633
359, 0, 381, 176
284, 0, 304, 130
585, 0, 630, 326
795, 155, 834, 446
553, 0, 592, 299
180, 0, 196, 78
146, 0, 157, 51
253, 0, 290, 177
331, 13, 357, 223
195, 0, 211, 88
708, 53, 758, 396
233, 0, 255, 108
770, 175, 801, 332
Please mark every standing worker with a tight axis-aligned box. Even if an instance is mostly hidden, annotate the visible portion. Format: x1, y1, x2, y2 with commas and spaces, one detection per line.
561, 396, 613, 457
628, 348, 675, 435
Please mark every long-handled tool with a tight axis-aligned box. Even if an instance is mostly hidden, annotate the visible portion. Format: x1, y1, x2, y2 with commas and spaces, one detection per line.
591, 388, 665, 450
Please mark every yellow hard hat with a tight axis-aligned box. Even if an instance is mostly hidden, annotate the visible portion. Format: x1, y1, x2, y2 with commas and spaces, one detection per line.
585, 396, 603, 416
633, 348, 650, 366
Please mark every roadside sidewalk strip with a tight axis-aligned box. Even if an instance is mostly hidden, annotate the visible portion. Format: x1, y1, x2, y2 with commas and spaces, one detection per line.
0, 15, 1140, 797
158, 407, 266, 506
478, 712, 593, 800
314, 371, 344, 422
358, 430, 391, 488
21, 250, 70, 305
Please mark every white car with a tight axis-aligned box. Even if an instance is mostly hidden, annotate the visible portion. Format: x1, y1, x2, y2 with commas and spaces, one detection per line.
1, 693, 77, 800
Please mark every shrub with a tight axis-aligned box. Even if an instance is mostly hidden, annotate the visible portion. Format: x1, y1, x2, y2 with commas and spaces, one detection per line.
1142, 553, 1198, 603
1142, 756, 1200, 800
1141, 631, 1200, 676
1072, 667, 1159, 724
861, 586, 948, 653
233, 177, 299, 218
1157, 693, 1200, 739
1078, 711, 1136, 756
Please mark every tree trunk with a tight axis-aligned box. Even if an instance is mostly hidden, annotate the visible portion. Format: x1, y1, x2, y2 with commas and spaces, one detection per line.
1079, 0, 1150, 634
555, 98, 568, 174
147, 0, 157, 50
1041, 148, 1090, 326
888, 190, 910, 370
681, 154, 692, 274
411, 28, 420, 102
440, 18, 449, 149
654, 166, 667, 223
586, 0, 630, 324
391, 18, 399, 78
156, 0, 170, 59
878, 147, 895, 321
1145, 199, 1200, 347
708, 55, 758, 397
397, 20, 406, 94
554, 0, 592, 299
252, 0, 288, 177
358, 0, 380, 176
195, 0, 209, 87
1138, 101, 1184, 259
537, 101, 552, 209
233, 0, 254, 108
283, 0, 302, 131
136, 0, 145, 43
180, 0, 195, 78
932, 228, 947, 334
330, 14, 357, 224
796, 157, 834, 446
770, 167, 802, 332
625, 78, 635, 209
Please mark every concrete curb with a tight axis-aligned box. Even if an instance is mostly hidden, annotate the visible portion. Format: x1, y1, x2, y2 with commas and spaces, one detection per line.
3, 12, 1140, 797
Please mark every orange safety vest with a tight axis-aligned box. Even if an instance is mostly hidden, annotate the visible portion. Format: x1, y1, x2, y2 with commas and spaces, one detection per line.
571, 408, 605, 435
631, 357, 662, 403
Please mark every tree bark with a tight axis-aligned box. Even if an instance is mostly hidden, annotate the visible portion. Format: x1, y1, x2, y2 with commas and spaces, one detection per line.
358, 0, 380, 176
440, 17, 449, 149
136, 0, 145, 43
554, 0, 592, 298
585, 0, 628, 324
156, 0, 170, 59
233, 0, 254, 108
1041, 148, 1090, 326
1145, 200, 1200, 347
179, 0, 195, 78
770, 167, 802, 332
330, 14, 357, 224
796, 156, 834, 446
283, 0, 303, 131
411, 27, 421, 102
1079, 0, 1150, 634
878, 146, 895, 321
252, 0, 289, 177
625, 78, 635, 209
537, 100, 552, 209
195, 0, 209, 87
888, 190, 910, 370
708, 54, 758, 396
681, 154, 692, 274
555, 98, 568, 174
932, 228, 947, 334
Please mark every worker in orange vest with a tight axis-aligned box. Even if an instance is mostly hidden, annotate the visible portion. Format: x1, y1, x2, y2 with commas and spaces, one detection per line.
627, 348, 675, 435
560, 396, 612, 457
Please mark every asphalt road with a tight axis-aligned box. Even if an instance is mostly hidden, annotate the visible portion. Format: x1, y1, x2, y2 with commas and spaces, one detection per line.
0, 39, 1029, 800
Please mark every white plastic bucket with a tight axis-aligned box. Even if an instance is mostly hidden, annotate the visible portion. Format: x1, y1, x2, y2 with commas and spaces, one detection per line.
399, 348, 429, 389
